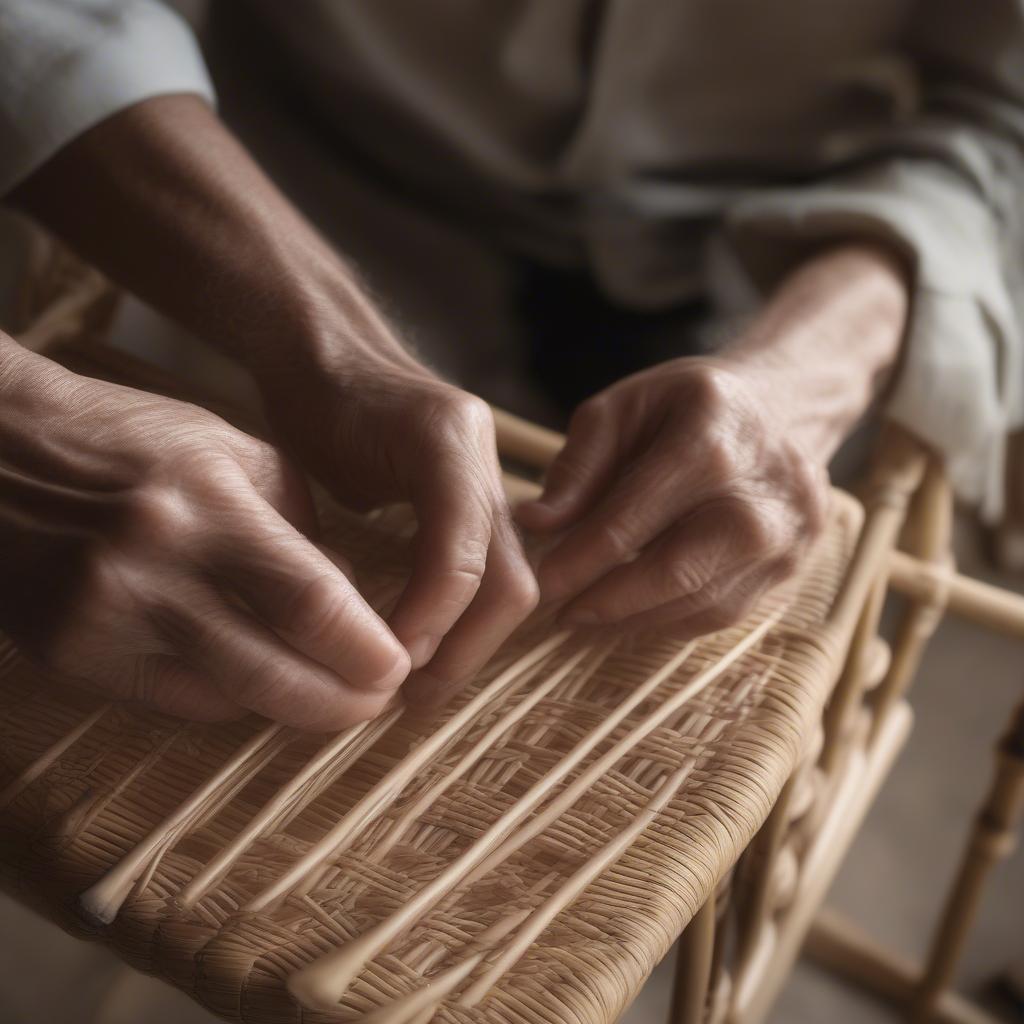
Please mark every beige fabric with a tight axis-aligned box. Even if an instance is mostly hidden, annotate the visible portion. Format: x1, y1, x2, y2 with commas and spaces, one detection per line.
0, 0, 213, 194
4, 0, 1024, 515
238, 0, 1024, 519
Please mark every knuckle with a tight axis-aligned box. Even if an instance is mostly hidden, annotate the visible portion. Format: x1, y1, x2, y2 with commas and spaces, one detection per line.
701, 432, 740, 482
726, 499, 777, 553
570, 395, 609, 432
505, 563, 541, 614
447, 535, 490, 587
594, 518, 635, 560
663, 557, 710, 598
74, 544, 131, 609
288, 574, 352, 638
120, 484, 193, 545
245, 438, 297, 491
434, 389, 493, 436
237, 653, 295, 709
688, 364, 735, 418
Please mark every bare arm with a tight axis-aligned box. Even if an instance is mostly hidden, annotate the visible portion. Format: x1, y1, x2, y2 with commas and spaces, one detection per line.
8, 94, 538, 712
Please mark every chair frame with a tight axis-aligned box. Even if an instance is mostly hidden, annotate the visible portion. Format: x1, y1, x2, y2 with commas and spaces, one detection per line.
491, 410, 1024, 1024
8, 237, 1024, 1024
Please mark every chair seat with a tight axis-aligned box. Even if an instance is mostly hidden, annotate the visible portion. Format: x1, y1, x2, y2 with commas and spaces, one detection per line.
0, 347, 865, 1024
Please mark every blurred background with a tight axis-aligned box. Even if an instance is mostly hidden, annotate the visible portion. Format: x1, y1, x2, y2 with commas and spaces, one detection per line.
0, 2, 1021, 1021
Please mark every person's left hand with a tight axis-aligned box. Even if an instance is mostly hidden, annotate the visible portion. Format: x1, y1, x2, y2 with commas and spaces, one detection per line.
515, 242, 909, 636
516, 357, 828, 635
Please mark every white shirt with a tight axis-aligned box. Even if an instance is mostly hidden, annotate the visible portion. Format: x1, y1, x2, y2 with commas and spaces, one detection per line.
2, 0, 1022, 519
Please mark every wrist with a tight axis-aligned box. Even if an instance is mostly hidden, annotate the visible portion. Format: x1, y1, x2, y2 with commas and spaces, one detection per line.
733, 243, 908, 377
11, 95, 422, 394
246, 267, 436, 411
719, 243, 909, 463
0, 336, 80, 447
0, 333, 40, 399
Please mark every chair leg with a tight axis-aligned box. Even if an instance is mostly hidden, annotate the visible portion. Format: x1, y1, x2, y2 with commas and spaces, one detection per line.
911, 699, 1024, 1022
803, 699, 1024, 1024
804, 908, 1000, 1024
870, 459, 953, 741
669, 895, 716, 1024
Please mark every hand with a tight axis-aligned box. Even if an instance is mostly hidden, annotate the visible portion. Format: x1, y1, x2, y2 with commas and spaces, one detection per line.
0, 341, 409, 730
517, 358, 828, 634
256, 330, 539, 706
517, 244, 907, 635
11, 96, 538, 708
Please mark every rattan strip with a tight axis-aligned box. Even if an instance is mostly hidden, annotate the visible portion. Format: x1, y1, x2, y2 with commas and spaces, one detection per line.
0, 494, 861, 1024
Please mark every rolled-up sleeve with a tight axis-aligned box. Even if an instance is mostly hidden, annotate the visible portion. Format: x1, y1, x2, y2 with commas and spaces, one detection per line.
721, 1, 1024, 521
0, 0, 215, 195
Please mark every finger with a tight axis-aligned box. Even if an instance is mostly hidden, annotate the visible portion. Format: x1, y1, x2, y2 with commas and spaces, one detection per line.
557, 502, 766, 625
130, 654, 247, 722
628, 575, 770, 637
535, 435, 714, 604
401, 517, 539, 710
387, 434, 512, 670
315, 542, 355, 581
210, 498, 410, 695
515, 399, 621, 533
233, 440, 321, 538
599, 561, 782, 637
156, 584, 395, 731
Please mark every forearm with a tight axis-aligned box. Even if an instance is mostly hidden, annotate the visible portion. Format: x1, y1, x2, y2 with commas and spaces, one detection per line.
719, 244, 909, 463
8, 94, 410, 383
0, 327, 45, 400
5, 95, 537, 701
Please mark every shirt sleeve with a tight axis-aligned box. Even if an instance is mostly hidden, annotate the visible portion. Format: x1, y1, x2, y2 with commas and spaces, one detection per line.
718, 0, 1024, 522
0, 0, 215, 196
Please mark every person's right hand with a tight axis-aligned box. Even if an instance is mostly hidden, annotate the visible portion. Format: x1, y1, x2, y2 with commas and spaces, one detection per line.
0, 338, 410, 730
253, 305, 540, 711
9, 94, 539, 714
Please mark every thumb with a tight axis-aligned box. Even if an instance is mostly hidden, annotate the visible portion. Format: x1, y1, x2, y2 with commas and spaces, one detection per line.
516, 400, 619, 532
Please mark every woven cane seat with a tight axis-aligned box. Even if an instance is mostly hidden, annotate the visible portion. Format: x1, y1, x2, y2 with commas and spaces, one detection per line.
0, 347, 865, 1024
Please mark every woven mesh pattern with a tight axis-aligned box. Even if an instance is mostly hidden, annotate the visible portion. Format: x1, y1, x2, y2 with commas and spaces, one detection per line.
0, 484, 861, 1024
0, 328, 867, 1024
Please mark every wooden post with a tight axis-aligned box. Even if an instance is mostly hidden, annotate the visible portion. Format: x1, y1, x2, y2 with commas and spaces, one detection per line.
669, 894, 717, 1024
870, 458, 953, 741
732, 777, 797, 976
821, 575, 889, 775
911, 699, 1024, 1022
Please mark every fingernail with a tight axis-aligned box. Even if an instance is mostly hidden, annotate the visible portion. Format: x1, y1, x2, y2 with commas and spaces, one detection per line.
406, 635, 440, 670
561, 608, 601, 627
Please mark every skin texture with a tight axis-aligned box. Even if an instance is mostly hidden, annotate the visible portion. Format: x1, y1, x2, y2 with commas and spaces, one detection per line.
4, 95, 907, 724
518, 245, 908, 635
0, 336, 408, 729
10, 95, 539, 721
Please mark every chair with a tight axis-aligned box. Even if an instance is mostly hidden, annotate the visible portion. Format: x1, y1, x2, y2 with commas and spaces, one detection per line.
0, 237, 1021, 1024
